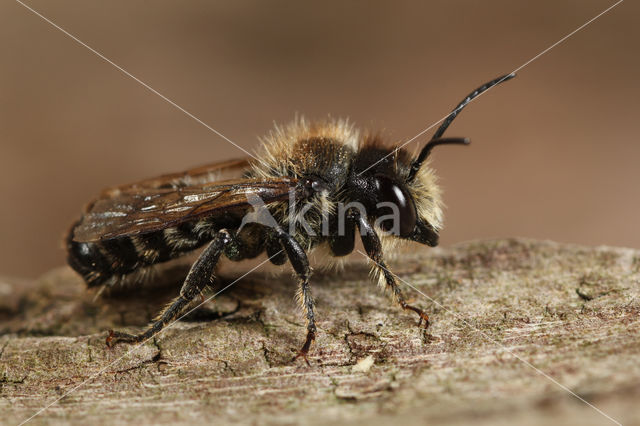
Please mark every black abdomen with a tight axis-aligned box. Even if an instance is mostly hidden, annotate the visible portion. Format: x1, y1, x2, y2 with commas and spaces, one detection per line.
66, 221, 209, 288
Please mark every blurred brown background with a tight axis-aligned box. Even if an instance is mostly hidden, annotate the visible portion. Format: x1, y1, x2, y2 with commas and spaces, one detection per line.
1, 0, 638, 279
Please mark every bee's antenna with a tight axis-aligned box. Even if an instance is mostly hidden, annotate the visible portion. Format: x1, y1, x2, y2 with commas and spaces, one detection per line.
408, 73, 516, 181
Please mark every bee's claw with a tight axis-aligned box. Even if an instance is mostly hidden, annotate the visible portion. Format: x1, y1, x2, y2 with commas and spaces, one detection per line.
401, 302, 430, 331
292, 330, 315, 366
417, 311, 430, 329
293, 351, 312, 367
106, 330, 115, 348
105, 329, 140, 348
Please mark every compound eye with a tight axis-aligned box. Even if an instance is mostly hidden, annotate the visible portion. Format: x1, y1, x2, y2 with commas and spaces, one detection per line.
375, 176, 417, 237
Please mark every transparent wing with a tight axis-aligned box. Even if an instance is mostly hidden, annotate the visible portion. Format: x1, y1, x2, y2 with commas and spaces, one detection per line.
73, 172, 297, 242
101, 157, 251, 196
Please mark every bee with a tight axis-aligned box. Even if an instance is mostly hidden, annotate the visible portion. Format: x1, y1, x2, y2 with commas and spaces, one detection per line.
66, 73, 515, 359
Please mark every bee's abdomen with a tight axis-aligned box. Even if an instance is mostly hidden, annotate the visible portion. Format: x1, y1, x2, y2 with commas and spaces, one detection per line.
66, 221, 208, 288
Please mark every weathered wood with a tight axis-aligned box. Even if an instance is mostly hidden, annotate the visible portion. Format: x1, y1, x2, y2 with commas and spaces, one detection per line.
1, 239, 639, 425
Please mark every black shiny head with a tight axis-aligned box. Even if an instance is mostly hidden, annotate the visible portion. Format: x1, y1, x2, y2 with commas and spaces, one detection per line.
348, 143, 439, 245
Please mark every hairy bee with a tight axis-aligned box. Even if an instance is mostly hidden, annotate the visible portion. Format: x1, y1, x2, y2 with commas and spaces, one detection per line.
66, 73, 515, 358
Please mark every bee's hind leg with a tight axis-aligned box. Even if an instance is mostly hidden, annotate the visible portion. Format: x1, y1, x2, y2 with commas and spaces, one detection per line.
272, 228, 316, 365
106, 229, 233, 347
353, 212, 431, 331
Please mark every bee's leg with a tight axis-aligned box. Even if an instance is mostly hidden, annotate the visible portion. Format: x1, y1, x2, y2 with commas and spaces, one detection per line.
353, 212, 430, 330
273, 228, 315, 364
106, 229, 232, 347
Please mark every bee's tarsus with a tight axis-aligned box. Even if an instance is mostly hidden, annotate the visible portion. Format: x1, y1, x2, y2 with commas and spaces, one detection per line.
105, 329, 115, 348
293, 330, 315, 366
414, 307, 431, 329
105, 329, 140, 348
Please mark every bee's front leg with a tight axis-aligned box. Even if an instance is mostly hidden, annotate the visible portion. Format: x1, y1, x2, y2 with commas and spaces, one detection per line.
353, 213, 430, 331
273, 228, 316, 364
106, 229, 232, 347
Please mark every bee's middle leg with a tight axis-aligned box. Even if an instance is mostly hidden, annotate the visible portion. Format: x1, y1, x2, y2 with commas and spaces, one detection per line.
273, 228, 316, 363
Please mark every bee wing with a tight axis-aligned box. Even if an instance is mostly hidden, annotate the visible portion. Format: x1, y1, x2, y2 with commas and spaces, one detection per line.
102, 158, 251, 197
73, 177, 297, 242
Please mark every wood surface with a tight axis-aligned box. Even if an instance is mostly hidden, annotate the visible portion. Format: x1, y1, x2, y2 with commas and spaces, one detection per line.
1, 239, 638, 425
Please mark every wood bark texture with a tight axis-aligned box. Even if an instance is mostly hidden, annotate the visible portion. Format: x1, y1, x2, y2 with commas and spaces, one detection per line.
1, 239, 639, 425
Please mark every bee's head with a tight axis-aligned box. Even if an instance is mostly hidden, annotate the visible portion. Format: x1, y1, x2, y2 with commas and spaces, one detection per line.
350, 140, 461, 247
350, 73, 515, 246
